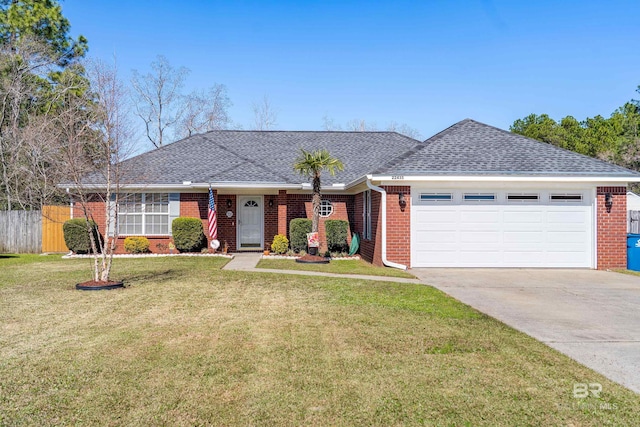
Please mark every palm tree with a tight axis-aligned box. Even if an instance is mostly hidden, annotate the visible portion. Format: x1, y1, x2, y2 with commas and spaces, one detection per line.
293, 148, 344, 248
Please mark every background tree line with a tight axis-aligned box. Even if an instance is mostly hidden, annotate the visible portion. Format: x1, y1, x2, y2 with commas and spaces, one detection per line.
511, 92, 640, 172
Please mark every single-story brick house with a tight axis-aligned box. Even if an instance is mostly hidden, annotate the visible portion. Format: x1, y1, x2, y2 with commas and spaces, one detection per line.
67, 119, 640, 269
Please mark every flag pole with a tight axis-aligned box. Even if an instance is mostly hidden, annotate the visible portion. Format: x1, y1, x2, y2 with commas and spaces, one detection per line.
208, 183, 220, 250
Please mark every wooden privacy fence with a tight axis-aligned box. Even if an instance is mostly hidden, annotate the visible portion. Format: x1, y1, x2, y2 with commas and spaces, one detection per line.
42, 205, 70, 252
0, 210, 42, 253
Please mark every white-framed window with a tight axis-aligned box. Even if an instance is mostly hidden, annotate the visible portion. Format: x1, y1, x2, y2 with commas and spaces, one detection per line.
319, 199, 333, 217
507, 193, 539, 202
464, 193, 496, 202
363, 190, 372, 240
549, 193, 583, 202
118, 193, 169, 235
420, 193, 452, 202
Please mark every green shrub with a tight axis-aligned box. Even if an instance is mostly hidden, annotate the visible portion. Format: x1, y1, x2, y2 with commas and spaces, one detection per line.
172, 217, 206, 252
271, 234, 289, 254
123, 236, 150, 254
325, 220, 349, 253
289, 218, 312, 253
63, 218, 102, 254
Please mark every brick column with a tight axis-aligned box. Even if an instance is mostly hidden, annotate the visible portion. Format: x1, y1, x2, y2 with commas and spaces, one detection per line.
596, 186, 627, 270
382, 185, 411, 267
278, 190, 287, 236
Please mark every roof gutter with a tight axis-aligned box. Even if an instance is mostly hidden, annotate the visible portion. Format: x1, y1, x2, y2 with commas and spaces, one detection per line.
59, 182, 306, 191
365, 176, 408, 271
368, 175, 640, 183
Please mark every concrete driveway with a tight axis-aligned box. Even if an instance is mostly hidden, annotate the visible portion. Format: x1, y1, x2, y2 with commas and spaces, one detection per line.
412, 268, 640, 394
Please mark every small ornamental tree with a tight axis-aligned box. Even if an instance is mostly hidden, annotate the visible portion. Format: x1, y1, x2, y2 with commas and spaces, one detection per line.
59, 59, 134, 283
293, 149, 344, 252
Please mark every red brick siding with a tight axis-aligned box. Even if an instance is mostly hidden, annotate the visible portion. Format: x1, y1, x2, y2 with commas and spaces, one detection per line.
597, 186, 627, 270
285, 194, 355, 253
277, 190, 287, 236
352, 187, 410, 267
352, 190, 382, 266
382, 186, 411, 267
218, 195, 237, 252
264, 195, 278, 249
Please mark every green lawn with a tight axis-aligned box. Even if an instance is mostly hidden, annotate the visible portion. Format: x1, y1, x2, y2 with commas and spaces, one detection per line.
256, 257, 416, 279
1, 255, 638, 426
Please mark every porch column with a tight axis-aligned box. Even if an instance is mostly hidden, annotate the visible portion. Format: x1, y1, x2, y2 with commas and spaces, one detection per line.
278, 190, 287, 236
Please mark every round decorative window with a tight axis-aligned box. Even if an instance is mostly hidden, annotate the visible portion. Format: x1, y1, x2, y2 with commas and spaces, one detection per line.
319, 200, 333, 217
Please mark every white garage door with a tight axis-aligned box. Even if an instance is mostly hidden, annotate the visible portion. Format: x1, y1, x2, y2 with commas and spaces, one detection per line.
411, 189, 594, 268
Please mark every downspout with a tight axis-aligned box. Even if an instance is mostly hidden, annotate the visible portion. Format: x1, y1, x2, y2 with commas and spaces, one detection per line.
366, 179, 408, 270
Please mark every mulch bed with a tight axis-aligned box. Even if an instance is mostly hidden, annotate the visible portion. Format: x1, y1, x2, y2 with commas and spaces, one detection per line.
76, 280, 124, 291
295, 254, 331, 264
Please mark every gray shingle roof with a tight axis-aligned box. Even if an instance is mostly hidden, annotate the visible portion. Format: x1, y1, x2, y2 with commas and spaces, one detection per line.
116, 131, 420, 186
82, 119, 640, 187
375, 119, 640, 177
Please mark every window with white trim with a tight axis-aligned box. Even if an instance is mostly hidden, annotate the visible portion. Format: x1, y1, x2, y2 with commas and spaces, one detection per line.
363, 190, 371, 240
507, 193, 539, 202
464, 193, 496, 202
549, 193, 583, 202
319, 199, 333, 217
118, 193, 169, 235
420, 193, 452, 202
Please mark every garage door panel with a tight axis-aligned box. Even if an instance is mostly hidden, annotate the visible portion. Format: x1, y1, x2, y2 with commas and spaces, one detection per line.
460, 231, 500, 243
503, 252, 545, 264
503, 231, 544, 243
414, 209, 458, 222
503, 210, 544, 223
460, 250, 502, 264
460, 210, 500, 223
547, 231, 588, 243
412, 189, 593, 268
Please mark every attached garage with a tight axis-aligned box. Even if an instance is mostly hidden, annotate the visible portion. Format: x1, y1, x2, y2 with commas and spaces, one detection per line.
410, 187, 594, 268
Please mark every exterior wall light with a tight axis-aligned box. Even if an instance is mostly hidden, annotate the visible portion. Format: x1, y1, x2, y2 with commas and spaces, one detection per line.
398, 192, 407, 211
268, 198, 274, 208
605, 193, 613, 212
226, 198, 232, 208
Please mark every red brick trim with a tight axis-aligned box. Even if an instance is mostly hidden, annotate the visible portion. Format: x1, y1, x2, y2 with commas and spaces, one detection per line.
596, 186, 626, 270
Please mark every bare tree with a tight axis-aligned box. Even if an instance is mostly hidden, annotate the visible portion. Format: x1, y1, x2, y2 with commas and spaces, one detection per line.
386, 121, 422, 139
345, 119, 378, 131
252, 95, 278, 130
0, 37, 71, 211
323, 114, 422, 139
176, 84, 232, 138
321, 114, 342, 131
130, 55, 188, 148
59, 58, 134, 283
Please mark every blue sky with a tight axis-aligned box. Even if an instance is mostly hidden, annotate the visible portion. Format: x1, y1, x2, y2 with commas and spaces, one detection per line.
63, 0, 640, 144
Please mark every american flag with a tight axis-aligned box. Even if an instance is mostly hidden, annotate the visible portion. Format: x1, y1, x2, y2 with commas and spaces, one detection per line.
208, 186, 218, 240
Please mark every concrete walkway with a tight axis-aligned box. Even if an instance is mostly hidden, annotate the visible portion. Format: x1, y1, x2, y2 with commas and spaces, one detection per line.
223, 253, 421, 284
412, 268, 640, 394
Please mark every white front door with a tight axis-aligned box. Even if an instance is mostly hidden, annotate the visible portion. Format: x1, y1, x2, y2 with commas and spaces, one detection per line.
238, 196, 263, 250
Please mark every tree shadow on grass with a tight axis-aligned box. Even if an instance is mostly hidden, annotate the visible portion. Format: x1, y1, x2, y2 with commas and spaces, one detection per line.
120, 269, 182, 285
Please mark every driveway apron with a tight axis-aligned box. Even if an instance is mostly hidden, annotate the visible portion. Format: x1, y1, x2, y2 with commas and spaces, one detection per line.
412, 268, 640, 394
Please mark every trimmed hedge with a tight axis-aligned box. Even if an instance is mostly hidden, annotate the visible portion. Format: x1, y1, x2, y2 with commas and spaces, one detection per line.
289, 218, 312, 253
271, 234, 289, 254
172, 217, 206, 252
123, 236, 150, 254
325, 220, 349, 253
63, 218, 102, 254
